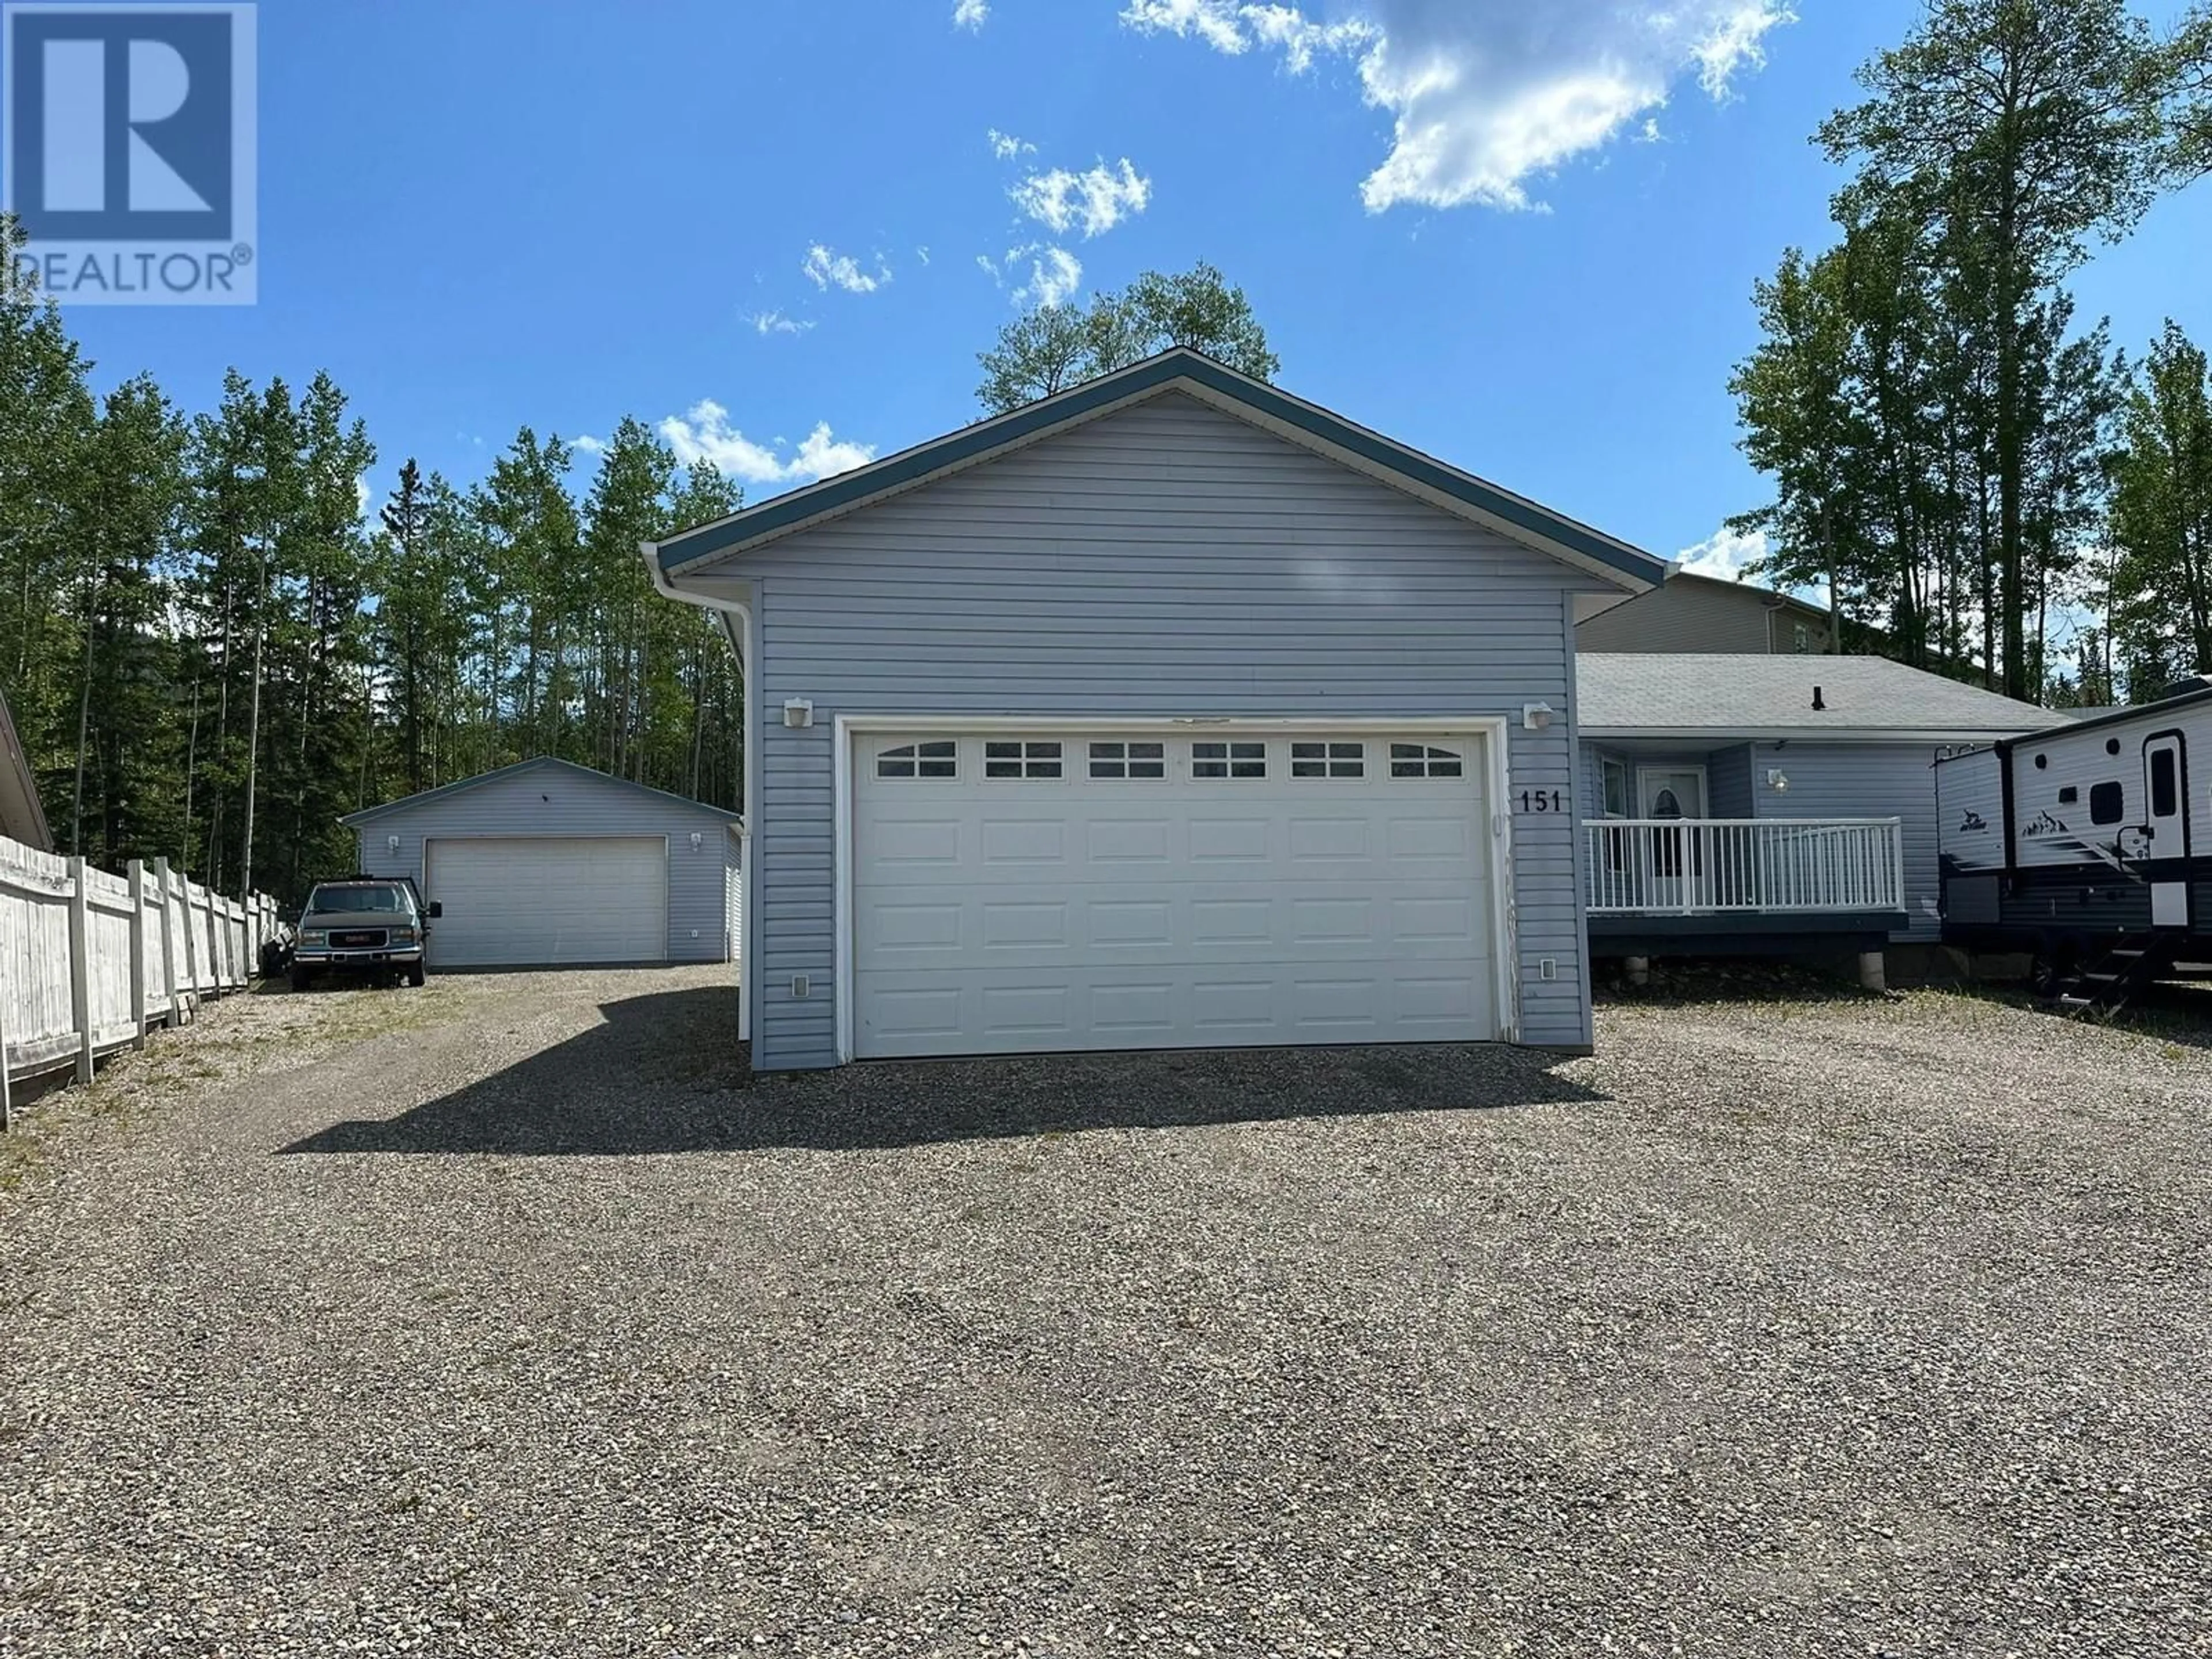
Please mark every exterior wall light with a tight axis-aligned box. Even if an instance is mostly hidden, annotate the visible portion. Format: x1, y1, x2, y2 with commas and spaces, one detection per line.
1766, 769, 1790, 793
1521, 702, 1555, 732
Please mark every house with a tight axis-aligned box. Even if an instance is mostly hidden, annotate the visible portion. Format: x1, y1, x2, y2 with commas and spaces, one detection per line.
340, 758, 743, 970
1578, 570, 1833, 656
645, 347, 1669, 1069
1577, 653, 2073, 962
0, 686, 52, 852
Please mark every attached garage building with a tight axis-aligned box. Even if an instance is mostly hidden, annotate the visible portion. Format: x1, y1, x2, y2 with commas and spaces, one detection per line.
644, 348, 1670, 1070
341, 759, 743, 969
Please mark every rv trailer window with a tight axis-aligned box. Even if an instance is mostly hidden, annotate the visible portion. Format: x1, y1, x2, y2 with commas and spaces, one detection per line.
2151, 749, 2179, 819
2090, 782, 2124, 825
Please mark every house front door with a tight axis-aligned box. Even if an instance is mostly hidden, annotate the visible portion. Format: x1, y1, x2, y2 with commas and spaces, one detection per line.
1638, 767, 1709, 909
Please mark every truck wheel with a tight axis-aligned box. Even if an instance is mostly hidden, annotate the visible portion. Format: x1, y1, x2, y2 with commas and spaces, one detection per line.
407, 963, 427, 988
289, 967, 312, 993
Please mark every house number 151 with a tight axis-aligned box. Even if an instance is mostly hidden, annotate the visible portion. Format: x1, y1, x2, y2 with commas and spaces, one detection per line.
1518, 789, 1563, 813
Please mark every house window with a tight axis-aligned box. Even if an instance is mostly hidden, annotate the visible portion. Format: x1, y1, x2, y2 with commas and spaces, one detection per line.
1089, 741, 1165, 780
2090, 782, 2124, 825
1291, 741, 1365, 779
877, 740, 957, 779
2150, 748, 2179, 819
1390, 743, 1464, 779
984, 740, 1062, 779
1601, 756, 1629, 817
1194, 740, 1267, 780
1793, 623, 1811, 653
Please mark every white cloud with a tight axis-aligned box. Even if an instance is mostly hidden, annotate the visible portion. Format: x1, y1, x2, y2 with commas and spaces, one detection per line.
987, 127, 1036, 161
571, 433, 607, 456
747, 308, 815, 336
1676, 525, 1831, 607
1012, 245, 1084, 308
953, 0, 988, 27
1122, 0, 1249, 52
659, 402, 876, 487
1676, 525, 1765, 582
801, 243, 889, 293
1010, 158, 1152, 237
916, 245, 932, 266
355, 474, 372, 520
1121, 0, 1792, 211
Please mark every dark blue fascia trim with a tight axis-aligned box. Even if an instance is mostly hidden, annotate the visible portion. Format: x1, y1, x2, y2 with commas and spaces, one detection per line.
654, 352, 1666, 585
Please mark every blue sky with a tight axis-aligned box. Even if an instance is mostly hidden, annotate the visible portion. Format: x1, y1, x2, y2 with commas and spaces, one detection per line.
44, 0, 2212, 578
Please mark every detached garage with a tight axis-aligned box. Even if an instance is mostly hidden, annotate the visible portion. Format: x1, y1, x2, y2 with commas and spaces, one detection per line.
341, 759, 743, 969
643, 347, 1671, 1070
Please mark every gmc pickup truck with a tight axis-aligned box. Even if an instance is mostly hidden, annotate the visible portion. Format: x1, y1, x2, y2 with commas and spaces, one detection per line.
290, 876, 442, 990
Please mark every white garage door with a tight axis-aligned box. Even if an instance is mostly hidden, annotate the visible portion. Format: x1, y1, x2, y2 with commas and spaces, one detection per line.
425, 836, 666, 967
852, 730, 1497, 1059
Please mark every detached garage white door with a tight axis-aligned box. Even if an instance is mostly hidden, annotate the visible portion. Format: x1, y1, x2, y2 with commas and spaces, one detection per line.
425, 836, 666, 967
852, 730, 1497, 1059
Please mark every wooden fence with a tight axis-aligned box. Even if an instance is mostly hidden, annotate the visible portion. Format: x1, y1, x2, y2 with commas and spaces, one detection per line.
0, 834, 282, 1130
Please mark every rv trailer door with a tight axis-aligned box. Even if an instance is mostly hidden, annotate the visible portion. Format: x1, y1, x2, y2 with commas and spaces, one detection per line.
2143, 732, 2190, 928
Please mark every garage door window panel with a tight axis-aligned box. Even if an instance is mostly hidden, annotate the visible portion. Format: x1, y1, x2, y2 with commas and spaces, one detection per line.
1292, 741, 1366, 779
986, 740, 1064, 780
878, 740, 958, 780
1089, 741, 1166, 781
1391, 743, 1464, 779
1194, 741, 1267, 781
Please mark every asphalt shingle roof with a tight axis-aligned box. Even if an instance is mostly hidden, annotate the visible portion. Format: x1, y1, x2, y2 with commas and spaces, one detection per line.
1577, 654, 2074, 738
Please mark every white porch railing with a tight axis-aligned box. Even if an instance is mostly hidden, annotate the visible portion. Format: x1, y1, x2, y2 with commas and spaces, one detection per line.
1584, 818, 1905, 916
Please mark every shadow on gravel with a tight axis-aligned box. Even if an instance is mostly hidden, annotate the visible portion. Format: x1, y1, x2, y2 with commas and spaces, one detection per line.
279, 983, 1607, 1155
1935, 978, 2212, 1051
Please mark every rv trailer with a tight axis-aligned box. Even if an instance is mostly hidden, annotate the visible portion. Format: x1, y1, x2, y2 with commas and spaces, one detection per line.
1936, 677, 2212, 1001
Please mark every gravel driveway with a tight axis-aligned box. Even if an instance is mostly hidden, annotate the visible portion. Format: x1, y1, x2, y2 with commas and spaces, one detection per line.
2, 967, 2209, 1656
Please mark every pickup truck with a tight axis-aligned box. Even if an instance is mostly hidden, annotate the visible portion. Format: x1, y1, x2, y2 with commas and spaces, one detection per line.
290, 876, 442, 990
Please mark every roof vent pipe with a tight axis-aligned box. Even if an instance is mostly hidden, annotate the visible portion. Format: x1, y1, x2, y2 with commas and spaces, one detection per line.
1812, 685, 1827, 711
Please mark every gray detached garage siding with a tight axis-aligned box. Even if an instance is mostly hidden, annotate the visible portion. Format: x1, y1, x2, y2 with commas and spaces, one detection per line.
350, 762, 741, 964
695, 392, 1611, 1068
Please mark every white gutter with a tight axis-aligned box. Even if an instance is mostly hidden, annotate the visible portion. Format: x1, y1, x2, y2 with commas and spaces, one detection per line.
642, 541, 755, 1044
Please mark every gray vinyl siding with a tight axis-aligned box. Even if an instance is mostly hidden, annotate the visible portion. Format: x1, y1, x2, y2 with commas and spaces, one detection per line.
353, 766, 740, 963
1706, 745, 1756, 819
1578, 582, 1771, 653
1749, 742, 1941, 940
729, 392, 1603, 1067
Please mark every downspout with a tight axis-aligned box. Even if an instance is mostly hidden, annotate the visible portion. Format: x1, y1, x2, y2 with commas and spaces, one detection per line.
641, 540, 756, 1046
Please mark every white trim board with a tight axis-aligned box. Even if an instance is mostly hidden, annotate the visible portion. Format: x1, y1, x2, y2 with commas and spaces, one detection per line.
831, 713, 1520, 1063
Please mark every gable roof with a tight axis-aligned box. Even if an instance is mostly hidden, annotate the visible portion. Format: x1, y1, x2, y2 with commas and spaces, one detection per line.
1578, 653, 2076, 743
647, 347, 1668, 593
340, 757, 742, 828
